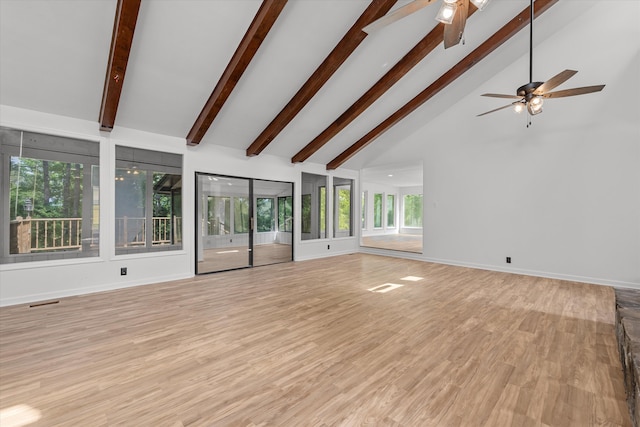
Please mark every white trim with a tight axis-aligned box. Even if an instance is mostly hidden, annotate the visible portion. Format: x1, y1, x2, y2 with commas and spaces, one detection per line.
0, 272, 192, 307
421, 256, 640, 289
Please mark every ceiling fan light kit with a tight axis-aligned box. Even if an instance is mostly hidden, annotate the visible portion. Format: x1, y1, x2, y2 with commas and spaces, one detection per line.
477, 0, 604, 124
363, 0, 492, 49
436, 0, 458, 24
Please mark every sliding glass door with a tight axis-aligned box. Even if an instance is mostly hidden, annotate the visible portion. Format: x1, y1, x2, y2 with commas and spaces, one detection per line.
197, 174, 251, 273
253, 179, 293, 267
196, 173, 293, 274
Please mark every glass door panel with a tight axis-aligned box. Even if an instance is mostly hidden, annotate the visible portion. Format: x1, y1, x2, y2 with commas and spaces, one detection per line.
197, 174, 251, 273
253, 179, 293, 266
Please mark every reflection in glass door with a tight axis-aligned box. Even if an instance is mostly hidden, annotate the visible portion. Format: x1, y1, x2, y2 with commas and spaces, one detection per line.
196, 174, 293, 274
197, 174, 251, 273
253, 179, 293, 267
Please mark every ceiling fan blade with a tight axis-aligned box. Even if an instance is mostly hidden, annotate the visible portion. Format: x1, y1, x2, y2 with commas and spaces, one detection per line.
542, 84, 605, 98
533, 69, 578, 95
481, 93, 521, 99
477, 102, 519, 117
363, 0, 438, 34
443, 0, 469, 49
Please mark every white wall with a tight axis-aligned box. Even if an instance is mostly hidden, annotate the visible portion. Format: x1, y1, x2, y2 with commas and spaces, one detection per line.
419, 120, 640, 288
0, 105, 359, 306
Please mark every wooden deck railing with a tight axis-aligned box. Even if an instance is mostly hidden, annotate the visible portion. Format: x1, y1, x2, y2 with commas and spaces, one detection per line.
30, 217, 85, 251
115, 216, 182, 247
9, 216, 181, 253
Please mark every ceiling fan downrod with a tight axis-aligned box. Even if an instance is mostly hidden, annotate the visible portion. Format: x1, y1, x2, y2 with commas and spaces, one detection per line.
529, 0, 534, 83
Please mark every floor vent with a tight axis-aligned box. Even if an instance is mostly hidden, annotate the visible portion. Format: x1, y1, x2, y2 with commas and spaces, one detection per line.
29, 300, 60, 308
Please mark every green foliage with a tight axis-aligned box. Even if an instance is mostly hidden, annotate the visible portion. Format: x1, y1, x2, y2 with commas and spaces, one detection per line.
9, 157, 84, 220
337, 188, 351, 231
403, 194, 423, 227
320, 187, 326, 232
234, 197, 249, 234
387, 195, 395, 227
301, 194, 311, 233
256, 198, 274, 232
278, 196, 292, 232
373, 193, 383, 228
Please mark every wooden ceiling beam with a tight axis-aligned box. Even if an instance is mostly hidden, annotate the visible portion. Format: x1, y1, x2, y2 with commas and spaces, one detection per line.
326, 0, 558, 170
292, 5, 478, 164
245, 0, 398, 157
187, 0, 288, 146
99, 0, 141, 131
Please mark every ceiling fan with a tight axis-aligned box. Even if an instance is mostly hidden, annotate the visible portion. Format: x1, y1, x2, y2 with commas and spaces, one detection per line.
477, 0, 605, 122
363, 0, 492, 49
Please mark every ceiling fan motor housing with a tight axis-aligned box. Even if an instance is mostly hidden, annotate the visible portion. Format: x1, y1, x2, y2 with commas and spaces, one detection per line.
517, 81, 544, 100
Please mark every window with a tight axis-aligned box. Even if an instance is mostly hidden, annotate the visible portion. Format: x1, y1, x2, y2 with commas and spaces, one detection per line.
387, 194, 395, 227
115, 146, 182, 254
334, 177, 353, 237
278, 196, 292, 232
234, 197, 249, 234
361, 191, 367, 230
403, 194, 423, 227
301, 194, 311, 234
256, 197, 275, 232
208, 196, 230, 235
301, 173, 327, 240
0, 127, 100, 263
373, 193, 383, 228
320, 186, 326, 235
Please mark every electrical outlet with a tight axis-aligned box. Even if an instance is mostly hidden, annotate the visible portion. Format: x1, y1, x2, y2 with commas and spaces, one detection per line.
506, 257, 511, 264
121, 267, 127, 275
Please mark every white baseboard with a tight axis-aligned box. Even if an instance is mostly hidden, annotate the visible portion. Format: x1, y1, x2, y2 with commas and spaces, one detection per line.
0, 272, 193, 307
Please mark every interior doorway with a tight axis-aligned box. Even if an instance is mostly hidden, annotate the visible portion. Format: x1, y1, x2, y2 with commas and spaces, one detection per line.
196, 173, 293, 274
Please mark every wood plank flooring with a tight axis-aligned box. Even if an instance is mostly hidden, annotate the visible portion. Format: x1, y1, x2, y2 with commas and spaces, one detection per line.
0, 254, 630, 426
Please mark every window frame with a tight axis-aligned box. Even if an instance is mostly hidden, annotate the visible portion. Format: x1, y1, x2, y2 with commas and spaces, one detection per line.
0, 127, 100, 264
115, 146, 182, 255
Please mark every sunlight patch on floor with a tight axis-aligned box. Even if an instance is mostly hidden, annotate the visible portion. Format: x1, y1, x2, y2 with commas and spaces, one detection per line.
368, 283, 404, 293
0, 404, 42, 427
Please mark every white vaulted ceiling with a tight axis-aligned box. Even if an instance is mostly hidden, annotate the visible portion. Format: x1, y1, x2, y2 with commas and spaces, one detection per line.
1, 0, 638, 171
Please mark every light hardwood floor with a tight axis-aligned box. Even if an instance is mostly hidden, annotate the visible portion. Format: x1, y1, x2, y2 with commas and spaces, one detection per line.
0, 254, 630, 426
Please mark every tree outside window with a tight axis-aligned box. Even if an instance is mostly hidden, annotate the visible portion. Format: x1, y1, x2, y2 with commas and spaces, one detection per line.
256, 197, 275, 232
373, 193, 383, 228
208, 196, 230, 235
234, 197, 249, 234
278, 196, 292, 232
301, 194, 311, 234
403, 194, 423, 227
334, 177, 353, 237
387, 194, 395, 227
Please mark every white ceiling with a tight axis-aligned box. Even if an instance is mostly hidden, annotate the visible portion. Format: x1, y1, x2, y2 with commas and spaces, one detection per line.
1, 0, 637, 175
